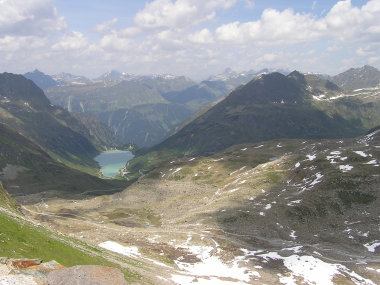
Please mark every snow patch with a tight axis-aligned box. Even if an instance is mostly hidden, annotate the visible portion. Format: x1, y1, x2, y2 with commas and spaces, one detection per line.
339, 165, 353, 172
213, 158, 224, 162
99, 241, 140, 257
257, 252, 375, 285
310, 172, 323, 186
228, 188, 240, 193
173, 245, 255, 284
172, 168, 182, 174
287, 200, 302, 206
364, 241, 380, 252
354, 151, 368, 157
306, 154, 316, 161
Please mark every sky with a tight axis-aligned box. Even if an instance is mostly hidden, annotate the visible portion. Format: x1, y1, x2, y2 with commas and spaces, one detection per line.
0, 0, 379, 80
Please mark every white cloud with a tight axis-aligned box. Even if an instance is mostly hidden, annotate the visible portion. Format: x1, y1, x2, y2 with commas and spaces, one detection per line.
244, 0, 255, 9
0, 0, 65, 36
100, 32, 134, 51
134, 0, 237, 29
93, 18, 118, 34
216, 9, 323, 45
188, 29, 214, 44
356, 47, 375, 56
215, 0, 380, 46
0, 35, 46, 52
1, 0, 379, 80
257, 53, 280, 63
120, 27, 141, 37
312, 1, 317, 10
52, 31, 88, 51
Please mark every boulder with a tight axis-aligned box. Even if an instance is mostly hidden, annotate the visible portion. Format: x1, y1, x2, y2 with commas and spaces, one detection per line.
0, 275, 40, 285
47, 265, 127, 285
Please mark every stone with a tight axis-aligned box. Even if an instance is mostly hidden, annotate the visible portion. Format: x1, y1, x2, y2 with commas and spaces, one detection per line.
0, 263, 11, 275
0, 275, 40, 285
0, 258, 64, 285
11, 258, 42, 269
47, 265, 127, 285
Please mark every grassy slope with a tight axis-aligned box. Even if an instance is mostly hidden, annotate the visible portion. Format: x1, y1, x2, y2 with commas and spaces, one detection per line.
0, 208, 141, 281
0, 181, 141, 281
0, 181, 18, 212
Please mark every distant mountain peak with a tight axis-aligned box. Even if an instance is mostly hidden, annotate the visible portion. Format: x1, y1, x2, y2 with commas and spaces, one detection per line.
287, 70, 307, 86
23, 69, 57, 90
331, 65, 380, 90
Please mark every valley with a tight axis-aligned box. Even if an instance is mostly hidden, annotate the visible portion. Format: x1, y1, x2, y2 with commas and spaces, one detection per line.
0, 65, 380, 284
3, 1, 380, 284
17, 130, 380, 284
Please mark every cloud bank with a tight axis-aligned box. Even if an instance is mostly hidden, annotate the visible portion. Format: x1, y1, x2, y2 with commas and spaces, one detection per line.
0, 0, 379, 79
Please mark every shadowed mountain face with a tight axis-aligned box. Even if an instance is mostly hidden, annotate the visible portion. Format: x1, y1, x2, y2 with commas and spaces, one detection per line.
94, 103, 193, 147
0, 73, 102, 168
0, 123, 125, 196
152, 71, 364, 156
23, 69, 58, 90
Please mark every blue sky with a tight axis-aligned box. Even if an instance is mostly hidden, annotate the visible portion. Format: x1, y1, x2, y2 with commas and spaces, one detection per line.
0, 0, 379, 80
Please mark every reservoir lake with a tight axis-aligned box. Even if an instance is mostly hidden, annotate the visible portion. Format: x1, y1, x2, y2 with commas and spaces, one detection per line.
94, 150, 134, 177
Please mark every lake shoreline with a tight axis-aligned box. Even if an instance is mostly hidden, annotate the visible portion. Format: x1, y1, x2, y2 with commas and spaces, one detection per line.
94, 150, 134, 178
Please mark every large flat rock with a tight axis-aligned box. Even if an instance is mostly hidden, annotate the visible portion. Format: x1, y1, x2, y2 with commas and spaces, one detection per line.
47, 265, 127, 285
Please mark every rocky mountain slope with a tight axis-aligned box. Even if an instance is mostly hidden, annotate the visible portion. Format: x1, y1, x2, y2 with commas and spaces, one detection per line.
0, 73, 111, 170
330, 65, 380, 91
45, 74, 198, 147
20, 130, 380, 284
124, 70, 380, 182
70, 112, 120, 149
95, 103, 193, 148
146, 72, 371, 156
0, 122, 125, 196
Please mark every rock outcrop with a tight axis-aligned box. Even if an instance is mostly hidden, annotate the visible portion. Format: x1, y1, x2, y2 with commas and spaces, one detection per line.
0, 258, 126, 285
47, 265, 127, 285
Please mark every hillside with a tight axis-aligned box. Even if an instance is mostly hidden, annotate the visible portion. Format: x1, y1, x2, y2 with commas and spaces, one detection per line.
45, 75, 194, 113
124, 71, 380, 179
0, 73, 103, 169
23, 69, 58, 90
330, 65, 380, 90
0, 123, 126, 196
0, 181, 18, 212
71, 112, 120, 149
95, 103, 193, 147
0, 185, 146, 283
44, 71, 268, 147
45, 75, 200, 147
154, 72, 366, 154
23, 131, 380, 284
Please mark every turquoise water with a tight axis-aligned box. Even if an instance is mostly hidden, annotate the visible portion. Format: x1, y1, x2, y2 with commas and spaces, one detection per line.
94, 150, 134, 177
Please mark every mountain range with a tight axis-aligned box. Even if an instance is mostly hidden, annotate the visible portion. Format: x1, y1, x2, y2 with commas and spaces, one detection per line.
0, 64, 379, 284
125, 70, 379, 178
330, 65, 380, 90
23, 65, 380, 149
0, 73, 126, 195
